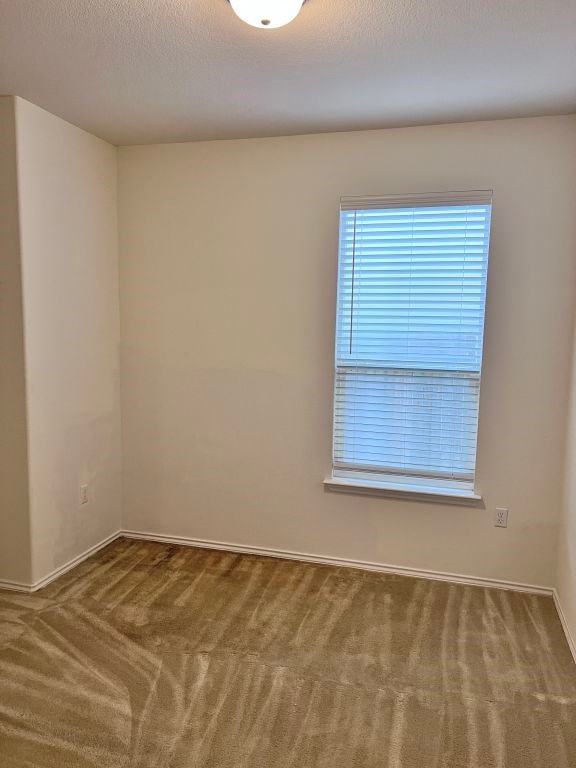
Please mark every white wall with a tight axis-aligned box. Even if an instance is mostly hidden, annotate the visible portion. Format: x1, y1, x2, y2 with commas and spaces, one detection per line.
118, 116, 576, 589
0, 97, 32, 585
15, 98, 122, 583
557, 325, 576, 652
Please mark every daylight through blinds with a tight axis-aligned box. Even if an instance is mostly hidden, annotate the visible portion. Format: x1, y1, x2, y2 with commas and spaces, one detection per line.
333, 191, 492, 485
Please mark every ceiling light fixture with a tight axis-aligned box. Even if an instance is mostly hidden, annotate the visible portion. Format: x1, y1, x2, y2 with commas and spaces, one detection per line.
228, 0, 305, 29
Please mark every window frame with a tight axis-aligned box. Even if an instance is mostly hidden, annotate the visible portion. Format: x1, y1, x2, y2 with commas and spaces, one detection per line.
325, 190, 492, 504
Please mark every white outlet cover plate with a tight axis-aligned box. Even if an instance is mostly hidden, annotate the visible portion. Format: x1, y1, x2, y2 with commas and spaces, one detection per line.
495, 507, 508, 528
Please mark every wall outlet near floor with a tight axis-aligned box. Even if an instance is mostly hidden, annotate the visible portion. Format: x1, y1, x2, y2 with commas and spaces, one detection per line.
495, 507, 509, 528
80, 484, 89, 505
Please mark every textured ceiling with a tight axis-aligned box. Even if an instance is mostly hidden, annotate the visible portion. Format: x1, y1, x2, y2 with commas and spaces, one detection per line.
0, 0, 575, 146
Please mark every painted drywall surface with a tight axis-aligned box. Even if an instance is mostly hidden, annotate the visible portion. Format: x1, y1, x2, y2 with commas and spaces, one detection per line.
557, 324, 576, 648
119, 116, 576, 587
0, 97, 32, 585
15, 98, 122, 583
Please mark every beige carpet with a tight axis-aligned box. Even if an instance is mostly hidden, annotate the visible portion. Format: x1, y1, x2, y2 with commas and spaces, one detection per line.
0, 538, 575, 767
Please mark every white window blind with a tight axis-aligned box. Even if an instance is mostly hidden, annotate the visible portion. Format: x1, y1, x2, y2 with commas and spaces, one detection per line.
332, 190, 492, 492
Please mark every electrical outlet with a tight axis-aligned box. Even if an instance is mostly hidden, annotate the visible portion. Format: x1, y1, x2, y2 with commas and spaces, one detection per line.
80, 484, 89, 505
495, 507, 508, 528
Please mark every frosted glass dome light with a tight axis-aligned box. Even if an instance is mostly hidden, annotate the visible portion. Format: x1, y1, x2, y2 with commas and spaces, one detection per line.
229, 0, 305, 29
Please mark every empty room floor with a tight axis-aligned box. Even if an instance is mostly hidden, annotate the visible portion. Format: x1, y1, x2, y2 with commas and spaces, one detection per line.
0, 538, 575, 767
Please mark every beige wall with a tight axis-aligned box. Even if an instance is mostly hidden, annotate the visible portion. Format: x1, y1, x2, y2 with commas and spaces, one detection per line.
557, 326, 576, 651
3, 98, 574, 598
118, 116, 576, 588
0, 97, 32, 585
15, 98, 122, 583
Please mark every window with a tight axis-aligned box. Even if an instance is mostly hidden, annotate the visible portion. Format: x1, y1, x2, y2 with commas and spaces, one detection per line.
328, 190, 492, 501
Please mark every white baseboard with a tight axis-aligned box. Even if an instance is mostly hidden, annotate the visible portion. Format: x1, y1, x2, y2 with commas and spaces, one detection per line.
553, 590, 576, 665
0, 531, 122, 594
0, 577, 33, 593
4, 527, 573, 661
121, 529, 554, 596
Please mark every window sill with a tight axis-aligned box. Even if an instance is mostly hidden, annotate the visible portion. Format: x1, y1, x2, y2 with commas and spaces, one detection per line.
324, 476, 483, 506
